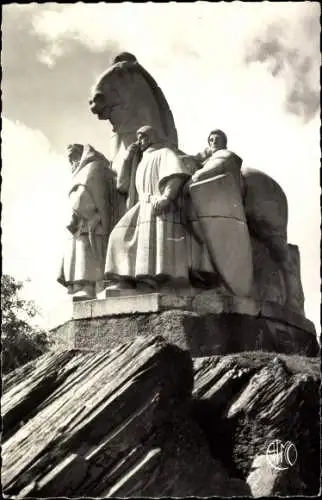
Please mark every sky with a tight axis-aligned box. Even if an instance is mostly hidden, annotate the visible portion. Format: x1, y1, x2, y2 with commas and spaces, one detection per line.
1, 2, 320, 332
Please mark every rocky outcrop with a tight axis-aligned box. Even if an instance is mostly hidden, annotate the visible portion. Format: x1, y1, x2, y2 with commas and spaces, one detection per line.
2, 336, 320, 497
2, 336, 249, 498
192, 352, 320, 496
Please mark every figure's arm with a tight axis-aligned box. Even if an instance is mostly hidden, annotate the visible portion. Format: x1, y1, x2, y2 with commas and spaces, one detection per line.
116, 143, 141, 194
191, 151, 241, 183
192, 158, 225, 183
66, 211, 81, 234
69, 185, 97, 220
154, 176, 186, 215
194, 147, 212, 167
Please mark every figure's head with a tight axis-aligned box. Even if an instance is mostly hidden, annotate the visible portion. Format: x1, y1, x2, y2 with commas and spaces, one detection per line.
67, 144, 84, 168
207, 129, 227, 153
136, 125, 159, 151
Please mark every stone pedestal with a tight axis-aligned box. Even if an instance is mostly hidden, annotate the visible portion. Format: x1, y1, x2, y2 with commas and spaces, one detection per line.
51, 290, 318, 357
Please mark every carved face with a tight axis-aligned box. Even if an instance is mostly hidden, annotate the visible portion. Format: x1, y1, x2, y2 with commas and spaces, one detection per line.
67, 144, 83, 165
136, 126, 159, 151
89, 80, 122, 122
208, 132, 227, 153
136, 132, 153, 152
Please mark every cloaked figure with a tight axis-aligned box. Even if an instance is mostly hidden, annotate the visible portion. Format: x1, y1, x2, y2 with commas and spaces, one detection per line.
58, 144, 119, 300
104, 126, 191, 291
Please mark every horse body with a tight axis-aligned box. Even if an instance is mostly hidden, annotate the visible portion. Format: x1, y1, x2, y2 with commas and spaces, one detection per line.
242, 167, 288, 262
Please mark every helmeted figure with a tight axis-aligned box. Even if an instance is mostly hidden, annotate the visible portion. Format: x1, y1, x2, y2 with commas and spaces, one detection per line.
58, 144, 120, 300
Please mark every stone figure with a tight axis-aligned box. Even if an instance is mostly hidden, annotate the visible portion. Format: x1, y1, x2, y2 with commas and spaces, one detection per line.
58, 144, 119, 300
104, 126, 192, 291
191, 129, 288, 266
192, 129, 302, 309
187, 129, 254, 297
191, 129, 243, 185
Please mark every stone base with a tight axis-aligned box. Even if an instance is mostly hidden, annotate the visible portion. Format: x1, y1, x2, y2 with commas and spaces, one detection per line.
51, 291, 318, 357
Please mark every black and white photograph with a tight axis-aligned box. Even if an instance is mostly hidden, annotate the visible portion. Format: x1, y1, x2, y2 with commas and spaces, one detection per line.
2, 2, 321, 497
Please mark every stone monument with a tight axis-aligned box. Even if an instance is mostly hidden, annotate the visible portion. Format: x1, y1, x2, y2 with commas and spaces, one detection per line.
4, 49, 319, 500
53, 52, 318, 357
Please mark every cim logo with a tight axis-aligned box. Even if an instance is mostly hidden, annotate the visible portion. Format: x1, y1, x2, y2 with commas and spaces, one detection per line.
266, 439, 298, 471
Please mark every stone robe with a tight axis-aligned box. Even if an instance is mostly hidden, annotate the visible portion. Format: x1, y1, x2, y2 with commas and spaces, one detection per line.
58, 145, 119, 291
104, 144, 190, 286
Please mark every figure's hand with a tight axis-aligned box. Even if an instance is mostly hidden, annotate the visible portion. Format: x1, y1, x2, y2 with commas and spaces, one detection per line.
66, 212, 80, 234
191, 171, 203, 184
127, 142, 140, 157
194, 147, 212, 165
153, 195, 173, 215
182, 178, 193, 195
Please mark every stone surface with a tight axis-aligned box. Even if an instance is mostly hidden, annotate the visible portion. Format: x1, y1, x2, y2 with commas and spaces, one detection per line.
2, 337, 250, 498
71, 291, 315, 332
251, 237, 287, 304
284, 244, 305, 314
247, 454, 306, 497
85, 292, 192, 318
52, 293, 318, 357
192, 353, 320, 495
251, 240, 305, 315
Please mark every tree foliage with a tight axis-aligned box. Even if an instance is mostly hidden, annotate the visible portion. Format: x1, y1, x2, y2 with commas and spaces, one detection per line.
1, 274, 51, 374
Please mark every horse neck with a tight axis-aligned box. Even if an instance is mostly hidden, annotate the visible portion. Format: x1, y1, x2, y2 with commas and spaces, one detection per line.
118, 101, 166, 142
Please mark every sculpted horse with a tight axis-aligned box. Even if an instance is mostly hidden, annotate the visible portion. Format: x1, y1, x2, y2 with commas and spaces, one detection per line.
89, 52, 303, 310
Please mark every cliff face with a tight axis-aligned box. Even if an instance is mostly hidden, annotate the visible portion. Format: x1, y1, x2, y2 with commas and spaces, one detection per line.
193, 352, 320, 496
2, 336, 320, 497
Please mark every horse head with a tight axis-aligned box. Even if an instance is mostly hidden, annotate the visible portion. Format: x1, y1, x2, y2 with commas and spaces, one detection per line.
89, 53, 178, 149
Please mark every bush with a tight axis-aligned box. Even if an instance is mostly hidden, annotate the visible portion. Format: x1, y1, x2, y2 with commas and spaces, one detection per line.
1, 274, 51, 374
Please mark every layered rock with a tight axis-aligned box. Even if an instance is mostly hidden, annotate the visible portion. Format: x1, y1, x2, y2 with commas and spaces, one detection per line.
3, 335, 319, 497
192, 352, 320, 496
2, 336, 249, 498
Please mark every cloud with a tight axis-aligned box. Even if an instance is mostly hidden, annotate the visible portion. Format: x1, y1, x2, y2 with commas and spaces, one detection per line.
30, 3, 320, 79
37, 42, 65, 68
28, 3, 320, 148
244, 2, 320, 122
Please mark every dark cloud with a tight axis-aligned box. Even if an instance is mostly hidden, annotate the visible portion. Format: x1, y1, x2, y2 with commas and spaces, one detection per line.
243, 15, 320, 122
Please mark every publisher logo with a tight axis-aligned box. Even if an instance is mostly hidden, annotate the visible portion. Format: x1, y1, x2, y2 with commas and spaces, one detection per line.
266, 439, 297, 471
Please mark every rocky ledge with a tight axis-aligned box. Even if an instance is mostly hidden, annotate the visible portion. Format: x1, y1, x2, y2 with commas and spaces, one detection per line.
2, 335, 320, 497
